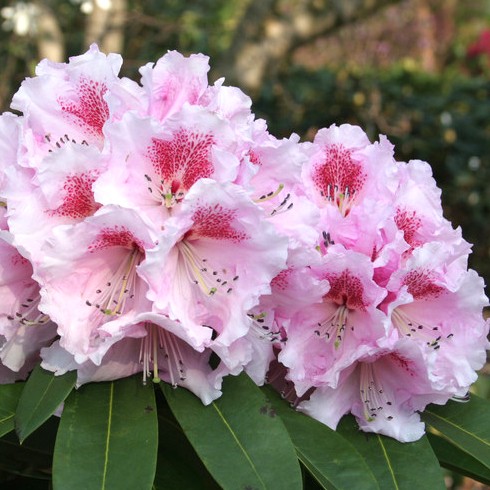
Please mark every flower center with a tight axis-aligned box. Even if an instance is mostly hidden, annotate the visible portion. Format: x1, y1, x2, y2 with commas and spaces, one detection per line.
312, 144, 366, 216
146, 129, 215, 208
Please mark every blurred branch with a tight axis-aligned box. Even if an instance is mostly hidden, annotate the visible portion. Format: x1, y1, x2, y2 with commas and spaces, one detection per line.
33, 0, 64, 62
213, 0, 404, 93
84, 0, 127, 54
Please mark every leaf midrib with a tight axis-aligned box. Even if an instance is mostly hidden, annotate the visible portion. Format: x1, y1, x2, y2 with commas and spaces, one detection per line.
211, 401, 267, 490
101, 382, 114, 490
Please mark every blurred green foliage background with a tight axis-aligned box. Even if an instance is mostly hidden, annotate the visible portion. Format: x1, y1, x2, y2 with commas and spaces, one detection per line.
0, 0, 489, 293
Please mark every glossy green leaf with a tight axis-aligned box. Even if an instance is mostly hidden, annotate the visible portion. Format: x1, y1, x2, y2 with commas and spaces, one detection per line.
53, 376, 158, 490
422, 396, 490, 470
154, 402, 220, 490
427, 432, 490, 485
0, 382, 24, 438
162, 373, 303, 490
262, 386, 379, 490
15, 365, 76, 442
337, 415, 445, 490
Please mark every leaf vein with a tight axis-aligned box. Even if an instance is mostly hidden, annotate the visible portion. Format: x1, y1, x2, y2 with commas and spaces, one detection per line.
426, 411, 490, 448
211, 401, 267, 489
101, 382, 115, 490
378, 436, 399, 490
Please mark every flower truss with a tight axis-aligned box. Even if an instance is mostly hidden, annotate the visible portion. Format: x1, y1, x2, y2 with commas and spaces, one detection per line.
0, 44, 488, 444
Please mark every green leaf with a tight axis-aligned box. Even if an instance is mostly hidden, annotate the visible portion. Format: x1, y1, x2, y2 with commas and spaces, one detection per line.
154, 401, 220, 490
422, 396, 490, 470
53, 376, 158, 490
262, 386, 379, 490
162, 373, 303, 490
427, 432, 490, 485
0, 383, 24, 438
15, 365, 76, 442
337, 415, 445, 490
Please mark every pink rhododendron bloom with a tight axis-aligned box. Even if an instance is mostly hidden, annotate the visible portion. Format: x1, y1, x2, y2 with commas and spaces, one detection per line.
0, 232, 57, 373
139, 179, 288, 350
303, 125, 397, 215
94, 105, 241, 227
299, 339, 450, 442
0, 45, 488, 445
36, 205, 155, 363
385, 242, 489, 395
139, 51, 210, 121
11, 44, 121, 154
4, 142, 105, 260
279, 245, 388, 394
392, 159, 470, 256
41, 314, 223, 405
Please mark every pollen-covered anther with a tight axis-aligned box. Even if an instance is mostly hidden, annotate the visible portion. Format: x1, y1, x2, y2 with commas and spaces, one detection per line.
359, 363, 394, 423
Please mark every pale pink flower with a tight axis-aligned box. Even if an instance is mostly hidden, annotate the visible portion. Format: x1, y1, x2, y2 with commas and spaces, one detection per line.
0, 232, 56, 373
139, 179, 288, 350
299, 339, 450, 442
4, 142, 105, 261
36, 205, 155, 364
139, 51, 210, 121
41, 315, 223, 405
392, 160, 470, 256
11, 44, 122, 155
94, 105, 241, 227
279, 245, 388, 394
303, 125, 397, 216
385, 242, 489, 395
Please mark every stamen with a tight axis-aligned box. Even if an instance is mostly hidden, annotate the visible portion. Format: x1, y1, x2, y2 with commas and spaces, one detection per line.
85, 247, 142, 317
392, 308, 449, 349
247, 312, 281, 342
314, 305, 349, 349
359, 363, 394, 423
177, 240, 237, 297
255, 184, 285, 203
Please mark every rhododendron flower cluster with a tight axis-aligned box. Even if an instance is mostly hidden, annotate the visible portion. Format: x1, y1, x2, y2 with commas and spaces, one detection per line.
0, 45, 488, 442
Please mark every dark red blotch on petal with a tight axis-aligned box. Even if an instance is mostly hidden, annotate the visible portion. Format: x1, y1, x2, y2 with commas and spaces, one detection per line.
88, 226, 144, 252
324, 270, 366, 310
312, 144, 366, 199
186, 204, 248, 243
58, 77, 109, 137
395, 207, 422, 248
48, 172, 100, 220
148, 129, 215, 192
403, 269, 444, 300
